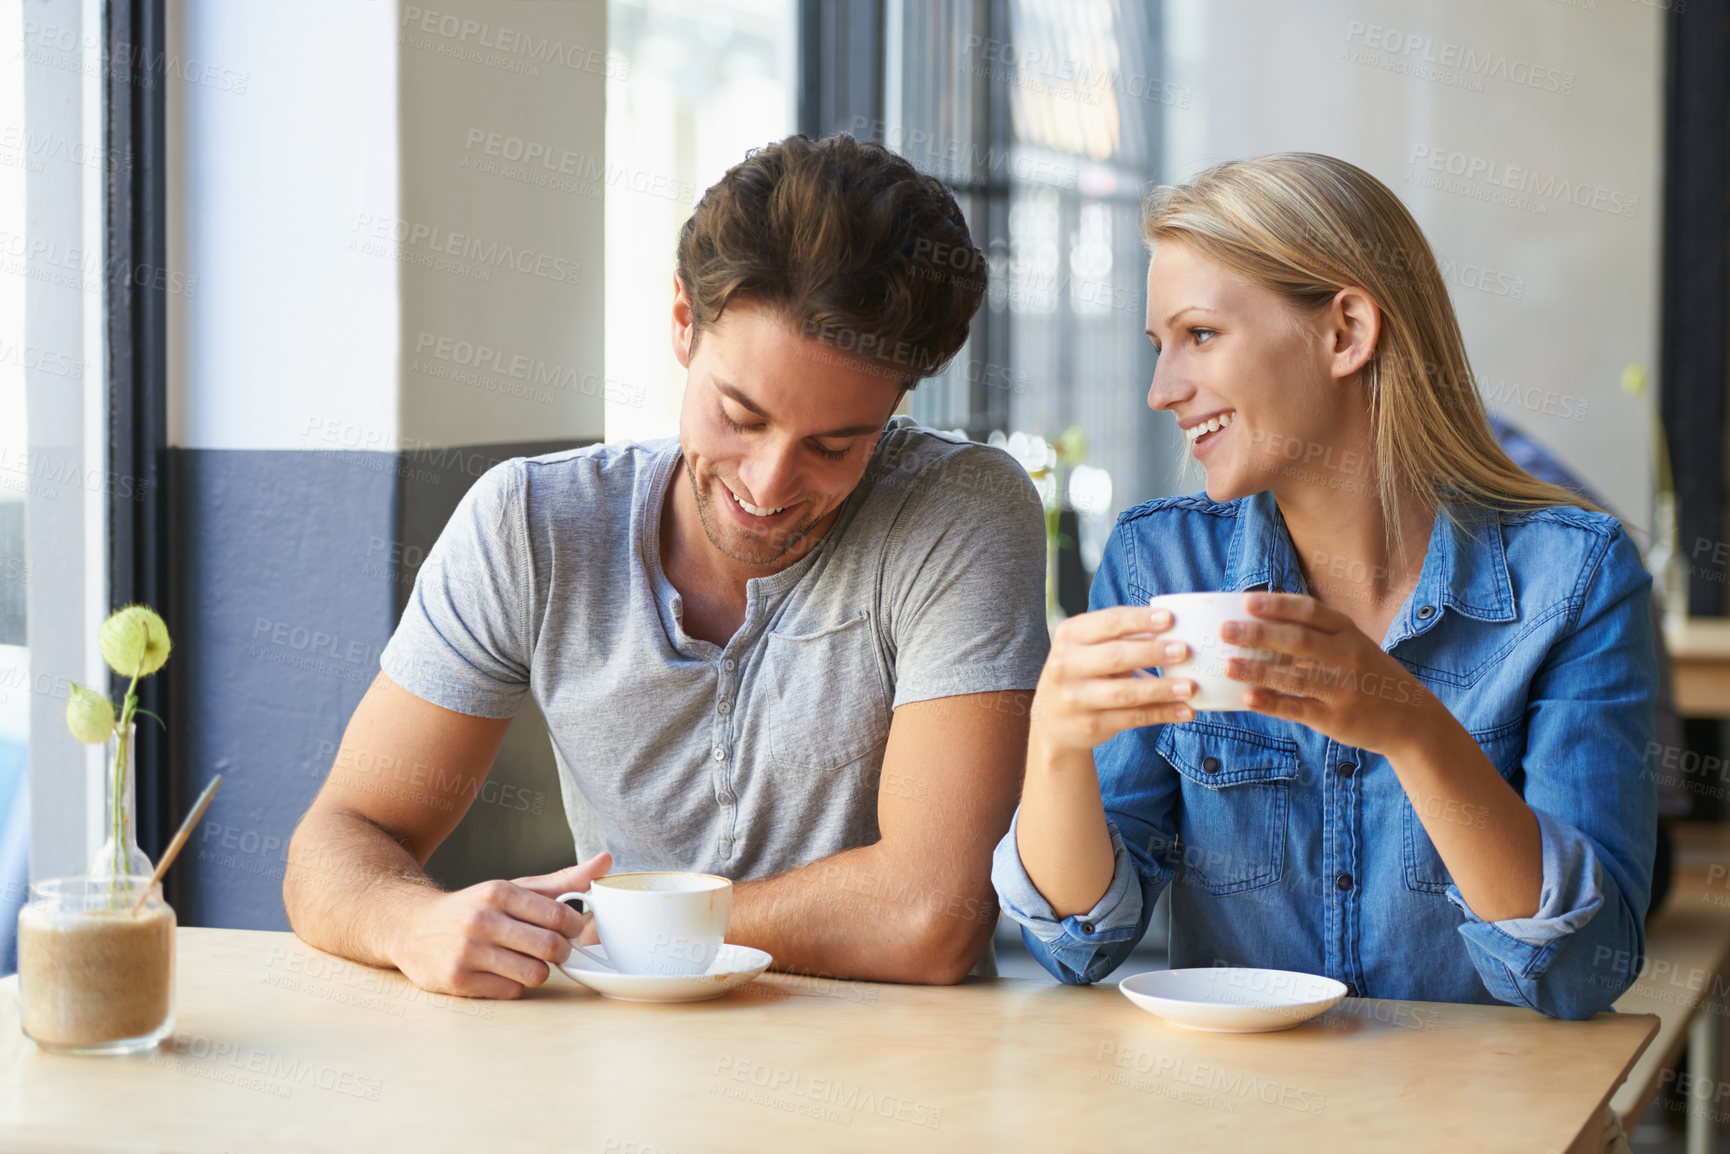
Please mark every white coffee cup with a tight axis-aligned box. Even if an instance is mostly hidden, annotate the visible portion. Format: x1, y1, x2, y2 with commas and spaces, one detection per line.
556, 871, 732, 977
1147, 592, 1275, 712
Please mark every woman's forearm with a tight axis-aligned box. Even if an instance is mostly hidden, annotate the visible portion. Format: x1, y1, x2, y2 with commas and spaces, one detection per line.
1384, 700, 1543, 922
1013, 605, 1195, 920
1015, 732, 1120, 919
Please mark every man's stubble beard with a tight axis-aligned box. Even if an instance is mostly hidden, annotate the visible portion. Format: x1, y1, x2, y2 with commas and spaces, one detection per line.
685, 456, 826, 567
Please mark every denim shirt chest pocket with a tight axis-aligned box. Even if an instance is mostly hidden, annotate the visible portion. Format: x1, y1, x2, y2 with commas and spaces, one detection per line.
1401, 719, 1526, 894
762, 612, 891, 771
1156, 721, 1300, 894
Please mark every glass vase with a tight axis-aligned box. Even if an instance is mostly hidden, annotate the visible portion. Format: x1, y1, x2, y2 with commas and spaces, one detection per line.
16, 875, 176, 1055
88, 722, 152, 880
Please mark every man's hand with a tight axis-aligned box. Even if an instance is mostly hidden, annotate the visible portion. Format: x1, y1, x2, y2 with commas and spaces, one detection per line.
387, 853, 612, 999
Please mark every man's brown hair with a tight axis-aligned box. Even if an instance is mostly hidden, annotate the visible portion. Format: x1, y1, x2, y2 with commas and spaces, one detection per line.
675, 133, 986, 386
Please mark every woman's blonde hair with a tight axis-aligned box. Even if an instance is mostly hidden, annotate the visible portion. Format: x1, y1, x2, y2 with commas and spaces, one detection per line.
1142, 153, 1593, 555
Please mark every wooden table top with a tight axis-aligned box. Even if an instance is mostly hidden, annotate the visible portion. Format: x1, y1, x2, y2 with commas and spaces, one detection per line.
0, 928, 1656, 1152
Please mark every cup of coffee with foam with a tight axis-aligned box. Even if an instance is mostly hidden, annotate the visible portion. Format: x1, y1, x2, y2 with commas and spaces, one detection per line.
1147, 592, 1276, 712
556, 872, 731, 977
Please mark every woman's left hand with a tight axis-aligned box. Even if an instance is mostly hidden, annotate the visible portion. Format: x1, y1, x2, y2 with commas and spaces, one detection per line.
1221, 592, 1439, 757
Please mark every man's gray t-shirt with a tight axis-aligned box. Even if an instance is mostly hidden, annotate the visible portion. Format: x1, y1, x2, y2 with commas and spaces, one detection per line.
379, 416, 1049, 880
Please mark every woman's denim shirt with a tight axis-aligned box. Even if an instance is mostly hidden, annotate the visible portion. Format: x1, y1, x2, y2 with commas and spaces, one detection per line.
992, 491, 1657, 1020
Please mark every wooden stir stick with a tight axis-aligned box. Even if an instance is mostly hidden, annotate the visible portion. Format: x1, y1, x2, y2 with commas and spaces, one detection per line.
131, 774, 223, 915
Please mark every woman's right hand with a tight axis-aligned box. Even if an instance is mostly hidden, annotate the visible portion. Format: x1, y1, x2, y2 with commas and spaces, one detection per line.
1031, 605, 1196, 757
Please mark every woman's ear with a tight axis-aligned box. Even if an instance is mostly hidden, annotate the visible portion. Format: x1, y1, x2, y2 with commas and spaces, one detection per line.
671, 272, 695, 369
1327, 286, 1380, 383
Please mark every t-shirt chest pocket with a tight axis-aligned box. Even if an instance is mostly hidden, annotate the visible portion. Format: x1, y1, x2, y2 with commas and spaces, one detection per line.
761, 612, 891, 771
1156, 722, 1299, 895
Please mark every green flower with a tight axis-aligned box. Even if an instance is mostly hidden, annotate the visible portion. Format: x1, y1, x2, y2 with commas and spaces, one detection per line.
1621, 363, 1648, 398
98, 605, 172, 679
66, 683, 116, 745
1053, 425, 1088, 467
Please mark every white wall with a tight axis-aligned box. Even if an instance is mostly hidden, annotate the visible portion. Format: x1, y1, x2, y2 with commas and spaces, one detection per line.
166, 0, 401, 452
1164, 0, 1662, 539
168, 0, 608, 453
397, 0, 608, 448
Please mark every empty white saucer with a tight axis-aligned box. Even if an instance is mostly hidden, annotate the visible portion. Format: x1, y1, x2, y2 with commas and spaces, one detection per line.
1119, 967, 1349, 1033
557, 943, 773, 1003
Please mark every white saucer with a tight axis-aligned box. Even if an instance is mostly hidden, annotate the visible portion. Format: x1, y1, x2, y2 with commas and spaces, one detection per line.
557, 943, 774, 1003
1119, 967, 1348, 1033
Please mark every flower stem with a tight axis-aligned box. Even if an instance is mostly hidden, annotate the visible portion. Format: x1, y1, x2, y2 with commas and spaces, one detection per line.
109, 633, 145, 884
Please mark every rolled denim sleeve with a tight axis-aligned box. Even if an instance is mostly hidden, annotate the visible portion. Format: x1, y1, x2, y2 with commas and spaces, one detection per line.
1446, 525, 1656, 1020
991, 812, 1150, 984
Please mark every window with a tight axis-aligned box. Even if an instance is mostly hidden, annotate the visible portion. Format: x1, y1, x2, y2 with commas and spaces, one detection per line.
888, 0, 1177, 576
604, 1, 1178, 549
0, 0, 29, 970
604, 0, 799, 445
3, 0, 119, 968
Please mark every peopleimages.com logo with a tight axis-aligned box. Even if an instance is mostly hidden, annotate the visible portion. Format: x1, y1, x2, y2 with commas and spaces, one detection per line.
1408, 145, 1639, 219
1342, 21, 1575, 96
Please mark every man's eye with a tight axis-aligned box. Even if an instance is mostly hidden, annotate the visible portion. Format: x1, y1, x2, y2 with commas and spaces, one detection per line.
722, 411, 759, 434
811, 442, 849, 462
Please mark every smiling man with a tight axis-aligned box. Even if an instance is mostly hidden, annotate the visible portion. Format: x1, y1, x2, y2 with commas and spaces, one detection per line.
284, 134, 1050, 997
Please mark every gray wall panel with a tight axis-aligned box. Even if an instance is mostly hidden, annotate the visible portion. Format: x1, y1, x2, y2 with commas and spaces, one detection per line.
178, 448, 398, 929
179, 440, 595, 927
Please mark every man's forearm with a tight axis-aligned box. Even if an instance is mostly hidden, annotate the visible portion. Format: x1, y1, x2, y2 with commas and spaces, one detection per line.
726, 842, 998, 985
283, 808, 442, 970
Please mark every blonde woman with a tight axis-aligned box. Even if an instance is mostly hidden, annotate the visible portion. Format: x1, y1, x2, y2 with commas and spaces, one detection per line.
993, 154, 1655, 1026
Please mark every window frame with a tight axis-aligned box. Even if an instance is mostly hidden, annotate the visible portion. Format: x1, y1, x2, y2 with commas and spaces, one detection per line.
103, 0, 175, 877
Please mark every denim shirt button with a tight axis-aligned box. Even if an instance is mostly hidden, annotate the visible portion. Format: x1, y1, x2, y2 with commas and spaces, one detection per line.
1202, 756, 1221, 774
1344, 982, 1359, 998
1336, 761, 1356, 778
1080, 921, 1096, 935
1335, 872, 1354, 891
1417, 604, 1436, 620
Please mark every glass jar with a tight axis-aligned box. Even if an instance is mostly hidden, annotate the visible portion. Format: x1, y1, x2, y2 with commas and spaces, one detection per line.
17, 876, 175, 1055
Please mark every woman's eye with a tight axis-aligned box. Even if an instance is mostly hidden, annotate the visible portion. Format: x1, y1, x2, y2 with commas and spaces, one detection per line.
1192, 328, 1216, 345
